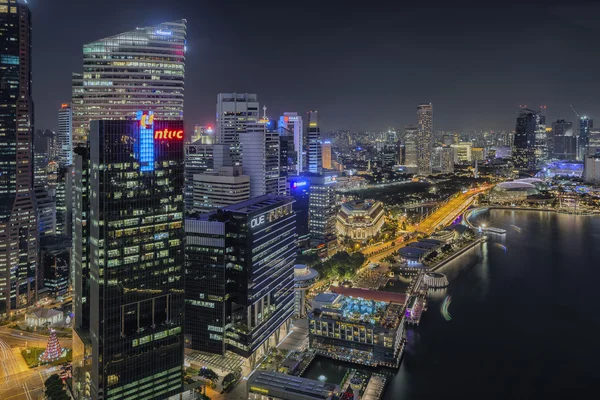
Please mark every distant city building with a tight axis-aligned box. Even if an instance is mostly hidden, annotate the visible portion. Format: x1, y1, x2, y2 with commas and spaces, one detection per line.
513, 108, 538, 170
215, 93, 259, 165
534, 106, 548, 162
417, 103, 433, 175
279, 112, 304, 174
588, 128, 600, 155
84, 117, 185, 400
440, 146, 454, 173
54, 167, 69, 235
403, 125, 418, 170
584, 153, 600, 184
336, 200, 385, 241
471, 147, 485, 162
57, 104, 73, 167
451, 142, 472, 163
0, 0, 38, 314
308, 173, 337, 250
489, 181, 540, 204
192, 167, 250, 213
309, 292, 405, 367
184, 195, 297, 367
307, 111, 322, 174
191, 124, 214, 144
322, 141, 332, 169
579, 116, 593, 160
242, 121, 287, 198
71, 20, 186, 148
551, 119, 576, 160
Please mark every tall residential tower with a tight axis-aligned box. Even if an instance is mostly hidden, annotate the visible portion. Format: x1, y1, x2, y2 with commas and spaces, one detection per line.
306, 111, 322, 174
416, 103, 433, 175
215, 93, 259, 166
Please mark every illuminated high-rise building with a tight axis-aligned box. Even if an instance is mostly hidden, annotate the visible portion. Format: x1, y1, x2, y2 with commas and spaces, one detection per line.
57, 103, 73, 167
242, 121, 287, 198
308, 173, 337, 250
185, 195, 297, 367
307, 111, 322, 174
84, 116, 185, 399
0, 0, 38, 314
403, 125, 418, 169
551, 120, 576, 160
513, 108, 537, 170
534, 106, 548, 162
579, 116, 594, 159
279, 112, 303, 174
215, 93, 259, 165
191, 124, 214, 144
71, 20, 187, 148
417, 103, 433, 175
322, 141, 332, 169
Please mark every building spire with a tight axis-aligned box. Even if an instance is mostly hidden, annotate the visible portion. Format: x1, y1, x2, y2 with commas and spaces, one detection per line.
263, 105, 267, 119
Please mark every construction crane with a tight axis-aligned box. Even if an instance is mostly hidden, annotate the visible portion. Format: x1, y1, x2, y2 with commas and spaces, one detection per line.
570, 105, 580, 119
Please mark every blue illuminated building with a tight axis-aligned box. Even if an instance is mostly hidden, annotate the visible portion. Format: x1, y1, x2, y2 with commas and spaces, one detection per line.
290, 177, 311, 248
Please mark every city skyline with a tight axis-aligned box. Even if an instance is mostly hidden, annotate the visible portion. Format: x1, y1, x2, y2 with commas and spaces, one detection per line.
29, 0, 599, 133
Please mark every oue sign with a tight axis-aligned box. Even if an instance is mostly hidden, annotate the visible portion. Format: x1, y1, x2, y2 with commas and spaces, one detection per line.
250, 215, 265, 228
154, 129, 184, 140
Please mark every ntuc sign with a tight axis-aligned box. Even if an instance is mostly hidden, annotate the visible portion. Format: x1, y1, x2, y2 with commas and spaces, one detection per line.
154, 129, 183, 140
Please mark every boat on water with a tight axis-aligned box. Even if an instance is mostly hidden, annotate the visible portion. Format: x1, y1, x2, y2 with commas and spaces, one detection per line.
482, 227, 506, 234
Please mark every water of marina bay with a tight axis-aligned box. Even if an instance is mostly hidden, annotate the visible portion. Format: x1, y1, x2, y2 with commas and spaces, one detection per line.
303, 210, 600, 398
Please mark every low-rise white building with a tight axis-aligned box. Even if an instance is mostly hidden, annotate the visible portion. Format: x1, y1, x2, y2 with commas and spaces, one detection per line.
336, 200, 385, 240
25, 308, 63, 327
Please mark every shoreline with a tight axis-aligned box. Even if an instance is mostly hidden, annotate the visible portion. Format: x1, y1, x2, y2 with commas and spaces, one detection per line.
427, 237, 485, 272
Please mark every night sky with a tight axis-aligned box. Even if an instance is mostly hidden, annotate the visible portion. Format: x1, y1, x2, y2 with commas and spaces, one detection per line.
30, 0, 600, 133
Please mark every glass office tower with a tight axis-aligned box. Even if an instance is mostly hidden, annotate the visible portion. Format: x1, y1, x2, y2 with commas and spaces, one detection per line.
185, 195, 297, 367
72, 20, 186, 148
0, 0, 37, 314
87, 116, 185, 399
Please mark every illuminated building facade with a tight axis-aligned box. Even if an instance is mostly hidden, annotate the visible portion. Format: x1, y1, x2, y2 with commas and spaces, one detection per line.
185, 195, 297, 367
190, 124, 214, 144
322, 141, 332, 169
71, 20, 186, 148
336, 200, 385, 241
403, 125, 418, 169
57, 103, 73, 167
86, 117, 185, 399
216, 93, 259, 166
192, 167, 250, 213
584, 153, 600, 184
247, 371, 340, 400
184, 143, 214, 211
417, 103, 433, 175
551, 119, 576, 160
289, 178, 311, 248
308, 173, 337, 250
451, 142, 472, 163
513, 108, 538, 170
279, 112, 303, 174
440, 146, 454, 173
242, 121, 287, 198
307, 111, 322, 174
309, 292, 405, 367
471, 147, 484, 162
0, 0, 38, 315
579, 116, 594, 159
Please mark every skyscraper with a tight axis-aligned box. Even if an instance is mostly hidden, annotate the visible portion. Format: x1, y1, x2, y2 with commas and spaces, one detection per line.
440, 146, 454, 174
417, 103, 433, 175
307, 111, 322, 174
185, 195, 297, 367
279, 112, 303, 174
551, 119, 576, 160
534, 106, 548, 162
191, 167, 250, 213
0, 0, 38, 314
513, 108, 538, 170
71, 20, 187, 148
579, 116, 594, 158
322, 141, 332, 169
215, 93, 259, 165
86, 117, 185, 399
57, 103, 73, 167
241, 121, 287, 198
308, 173, 337, 251
403, 125, 418, 169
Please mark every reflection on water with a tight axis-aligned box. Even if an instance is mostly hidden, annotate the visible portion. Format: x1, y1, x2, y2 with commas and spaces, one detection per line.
304, 210, 600, 399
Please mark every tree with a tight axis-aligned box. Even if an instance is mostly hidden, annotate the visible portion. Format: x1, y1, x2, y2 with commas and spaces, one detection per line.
199, 367, 219, 382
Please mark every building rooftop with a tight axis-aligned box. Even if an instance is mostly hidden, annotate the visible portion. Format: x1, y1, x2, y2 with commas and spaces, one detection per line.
409, 241, 439, 250
398, 247, 428, 257
221, 194, 292, 214
248, 371, 339, 400
330, 286, 407, 304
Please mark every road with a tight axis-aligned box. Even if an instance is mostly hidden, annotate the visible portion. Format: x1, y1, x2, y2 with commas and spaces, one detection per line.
0, 327, 68, 400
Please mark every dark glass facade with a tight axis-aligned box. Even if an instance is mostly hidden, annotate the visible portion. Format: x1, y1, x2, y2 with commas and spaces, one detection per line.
185, 195, 297, 365
513, 109, 538, 170
0, 0, 37, 314
88, 119, 185, 399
